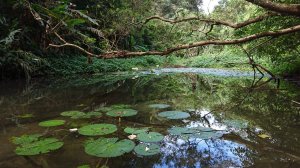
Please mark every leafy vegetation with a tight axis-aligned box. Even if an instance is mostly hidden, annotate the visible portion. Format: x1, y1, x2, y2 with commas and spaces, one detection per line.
38, 120, 66, 127
0, 0, 299, 79
12, 134, 63, 156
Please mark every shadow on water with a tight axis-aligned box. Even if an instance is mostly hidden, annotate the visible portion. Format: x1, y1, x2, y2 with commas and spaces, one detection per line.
0, 68, 299, 168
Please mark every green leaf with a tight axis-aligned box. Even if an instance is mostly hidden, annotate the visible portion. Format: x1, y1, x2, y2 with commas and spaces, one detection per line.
149, 104, 170, 109
124, 127, 149, 134
61, 111, 86, 119
61, 111, 102, 119
65, 18, 86, 28
77, 165, 91, 168
38, 120, 65, 127
137, 132, 164, 143
158, 111, 190, 119
106, 109, 137, 117
84, 138, 135, 157
134, 143, 160, 156
78, 124, 117, 136
12, 135, 63, 156
12, 134, 42, 145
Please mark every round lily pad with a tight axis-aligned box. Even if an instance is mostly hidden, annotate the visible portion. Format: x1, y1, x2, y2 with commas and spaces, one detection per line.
106, 109, 137, 117
38, 120, 65, 127
137, 132, 164, 143
134, 143, 160, 156
84, 138, 135, 157
85, 112, 102, 118
124, 127, 149, 134
78, 124, 117, 136
12, 135, 63, 156
158, 111, 190, 119
149, 104, 170, 109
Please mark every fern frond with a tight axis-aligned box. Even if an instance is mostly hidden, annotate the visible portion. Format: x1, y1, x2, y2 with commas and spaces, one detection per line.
0, 29, 22, 45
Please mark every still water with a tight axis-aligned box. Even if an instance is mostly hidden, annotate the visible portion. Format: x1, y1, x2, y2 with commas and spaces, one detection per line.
0, 68, 299, 168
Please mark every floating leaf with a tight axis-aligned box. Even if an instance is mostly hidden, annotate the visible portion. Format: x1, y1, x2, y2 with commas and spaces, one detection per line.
134, 144, 160, 156
38, 120, 65, 127
12, 134, 42, 145
223, 119, 248, 129
106, 109, 137, 117
96, 104, 132, 112
137, 132, 164, 143
149, 104, 170, 109
16, 113, 34, 118
61, 111, 86, 119
77, 165, 91, 168
258, 134, 271, 139
158, 111, 190, 119
85, 112, 102, 118
124, 127, 149, 134
192, 131, 224, 140
78, 124, 117, 136
12, 135, 63, 156
84, 138, 135, 157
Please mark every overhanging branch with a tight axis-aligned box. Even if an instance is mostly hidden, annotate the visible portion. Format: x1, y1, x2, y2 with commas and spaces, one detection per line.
144, 13, 277, 29
48, 24, 300, 59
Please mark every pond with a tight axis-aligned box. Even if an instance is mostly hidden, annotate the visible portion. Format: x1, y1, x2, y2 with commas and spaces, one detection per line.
0, 68, 299, 168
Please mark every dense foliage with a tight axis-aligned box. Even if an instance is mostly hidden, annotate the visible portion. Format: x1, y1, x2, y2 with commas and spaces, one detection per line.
0, 0, 299, 79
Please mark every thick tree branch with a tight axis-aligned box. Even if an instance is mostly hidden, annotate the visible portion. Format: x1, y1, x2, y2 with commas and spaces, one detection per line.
144, 13, 277, 29
49, 24, 300, 59
99, 24, 300, 58
245, 0, 300, 17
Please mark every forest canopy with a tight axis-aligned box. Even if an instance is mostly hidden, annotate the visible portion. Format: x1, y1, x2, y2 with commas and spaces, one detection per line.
0, 0, 300, 78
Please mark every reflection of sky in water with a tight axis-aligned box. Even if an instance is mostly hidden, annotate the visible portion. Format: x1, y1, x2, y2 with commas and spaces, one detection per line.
151, 109, 254, 168
154, 136, 253, 168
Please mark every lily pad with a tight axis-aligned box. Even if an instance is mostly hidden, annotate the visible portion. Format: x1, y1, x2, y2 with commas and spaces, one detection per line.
12, 135, 63, 156
78, 124, 117, 136
149, 104, 170, 109
124, 127, 149, 134
38, 120, 65, 127
223, 119, 248, 129
137, 132, 164, 143
158, 111, 190, 119
134, 143, 160, 156
12, 134, 42, 145
84, 138, 135, 157
106, 109, 137, 117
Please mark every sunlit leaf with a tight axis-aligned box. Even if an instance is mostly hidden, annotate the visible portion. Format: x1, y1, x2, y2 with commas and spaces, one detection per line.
38, 120, 65, 127
258, 134, 271, 139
